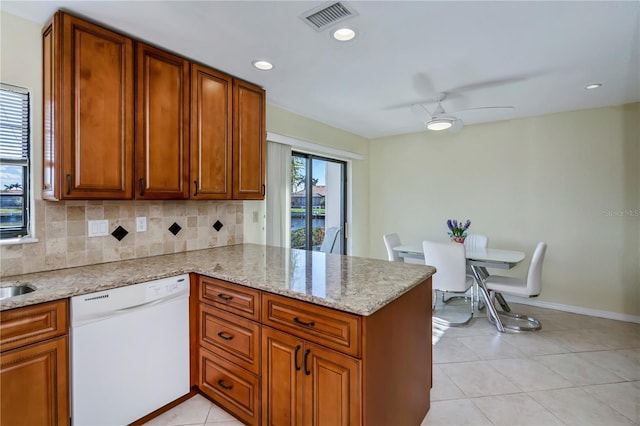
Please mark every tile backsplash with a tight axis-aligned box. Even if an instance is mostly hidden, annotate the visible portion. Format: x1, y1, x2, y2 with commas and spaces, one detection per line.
0, 199, 243, 277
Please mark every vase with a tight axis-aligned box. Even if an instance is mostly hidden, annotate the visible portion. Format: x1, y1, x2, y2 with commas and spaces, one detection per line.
450, 235, 466, 244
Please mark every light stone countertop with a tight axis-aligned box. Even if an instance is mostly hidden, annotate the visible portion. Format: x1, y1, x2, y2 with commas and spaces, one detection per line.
0, 244, 434, 316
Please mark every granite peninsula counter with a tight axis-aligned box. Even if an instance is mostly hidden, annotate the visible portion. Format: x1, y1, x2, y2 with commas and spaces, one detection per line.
2, 243, 435, 425
0, 244, 435, 314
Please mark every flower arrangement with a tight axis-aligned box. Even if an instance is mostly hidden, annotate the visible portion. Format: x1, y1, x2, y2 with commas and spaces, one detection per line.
446, 219, 471, 243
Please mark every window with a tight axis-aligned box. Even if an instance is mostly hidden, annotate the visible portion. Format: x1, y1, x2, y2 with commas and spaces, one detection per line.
0, 84, 30, 239
291, 152, 346, 253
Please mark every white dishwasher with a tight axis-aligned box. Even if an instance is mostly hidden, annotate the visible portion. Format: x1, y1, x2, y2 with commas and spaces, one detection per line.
70, 274, 190, 426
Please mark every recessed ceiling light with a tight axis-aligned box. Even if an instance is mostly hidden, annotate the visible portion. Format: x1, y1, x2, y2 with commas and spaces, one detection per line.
252, 60, 273, 71
332, 27, 356, 41
585, 83, 602, 90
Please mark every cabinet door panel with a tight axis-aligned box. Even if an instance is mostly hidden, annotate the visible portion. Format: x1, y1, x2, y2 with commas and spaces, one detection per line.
262, 326, 304, 426
262, 293, 361, 357
60, 13, 133, 199
303, 342, 361, 426
0, 336, 69, 426
200, 276, 261, 321
200, 304, 260, 374
200, 347, 260, 426
191, 64, 232, 199
0, 300, 68, 352
232, 80, 265, 200
136, 42, 190, 199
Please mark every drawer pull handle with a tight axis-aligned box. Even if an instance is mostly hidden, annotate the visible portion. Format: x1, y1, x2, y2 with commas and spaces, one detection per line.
217, 379, 233, 391
294, 345, 301, 371
294, 317, 315, 327
304, 349, 311, 375
193, 180, 198, 196
217, 332, 234, 341
217, 293, 233, 301
66, 174, 72, 195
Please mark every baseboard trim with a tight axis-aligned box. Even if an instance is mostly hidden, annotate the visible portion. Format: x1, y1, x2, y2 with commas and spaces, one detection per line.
502, 296, 640, 324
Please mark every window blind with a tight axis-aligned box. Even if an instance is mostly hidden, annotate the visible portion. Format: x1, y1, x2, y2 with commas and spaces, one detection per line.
0, 84, 30, 162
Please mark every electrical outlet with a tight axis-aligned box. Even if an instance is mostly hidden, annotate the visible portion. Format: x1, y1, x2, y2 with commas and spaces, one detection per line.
136, 217, 147, 232
252, 211, 259, 223
88, 220, 109, 237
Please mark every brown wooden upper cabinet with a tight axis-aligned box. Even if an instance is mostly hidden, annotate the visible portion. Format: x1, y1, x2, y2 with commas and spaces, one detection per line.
42, 11, 265, 201
191, 64, 233, 199
233, 80, 266, 200
135, 42, 190, 199
42, 11, 134, 200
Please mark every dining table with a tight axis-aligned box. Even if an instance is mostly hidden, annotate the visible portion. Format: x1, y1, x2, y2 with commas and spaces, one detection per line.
393, 243, 526, 333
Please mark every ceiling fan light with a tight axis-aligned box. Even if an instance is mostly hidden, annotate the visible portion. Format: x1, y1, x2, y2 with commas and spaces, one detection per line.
426, 118, 453, 131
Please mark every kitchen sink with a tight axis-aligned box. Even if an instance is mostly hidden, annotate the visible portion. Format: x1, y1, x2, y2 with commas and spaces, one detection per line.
0, 285, 35, 300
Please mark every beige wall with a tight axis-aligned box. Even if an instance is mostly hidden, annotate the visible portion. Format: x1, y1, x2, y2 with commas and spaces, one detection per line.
266, 104, 371, 257
1, 12, 43, 196
369, 104, 640, 316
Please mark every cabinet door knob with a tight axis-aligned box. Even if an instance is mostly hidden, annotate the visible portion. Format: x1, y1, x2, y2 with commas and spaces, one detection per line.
294, 345, 301, 371
139, 178, 145, 196
193, 180, 198, 196
303, 349, 311, 375
66, 174, 72, 195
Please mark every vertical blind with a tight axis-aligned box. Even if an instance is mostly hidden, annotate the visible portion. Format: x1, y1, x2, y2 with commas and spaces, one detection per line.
0, 84, 30, 163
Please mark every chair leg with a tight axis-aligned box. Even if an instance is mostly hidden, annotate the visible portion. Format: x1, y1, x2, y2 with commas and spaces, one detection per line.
487, 311, 542, 331
494, 292, 511, 312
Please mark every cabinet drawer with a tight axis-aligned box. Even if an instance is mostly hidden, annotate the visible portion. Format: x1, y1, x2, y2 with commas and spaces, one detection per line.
0, 300, 68, 352
262, 293, 361, 357
199, 347, 259, 426
200, 304, 260, 374
200, 277, 260, 321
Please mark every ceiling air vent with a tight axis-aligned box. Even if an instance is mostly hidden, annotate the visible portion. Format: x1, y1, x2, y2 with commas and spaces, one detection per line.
300, 1, 358, 32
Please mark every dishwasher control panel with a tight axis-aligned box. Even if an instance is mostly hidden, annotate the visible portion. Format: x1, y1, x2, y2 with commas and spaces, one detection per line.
146, 275, 189, 299
70, 274, 190, 327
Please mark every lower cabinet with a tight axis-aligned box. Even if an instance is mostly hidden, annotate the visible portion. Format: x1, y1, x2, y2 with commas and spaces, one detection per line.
0, 300, 69, 426
262, 326, 361, 426
197, 276, 262, 425
195, 275, 432, 426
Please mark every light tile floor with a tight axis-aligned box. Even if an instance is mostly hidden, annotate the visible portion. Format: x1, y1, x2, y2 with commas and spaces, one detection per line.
145, 302, 639, 426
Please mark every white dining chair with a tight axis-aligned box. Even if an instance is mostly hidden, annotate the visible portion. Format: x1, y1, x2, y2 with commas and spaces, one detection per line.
484, 241, 547, 331
464, 234, 488, 249
383, 233, 403, 262
462, 234, 488, 307
423, 240, 475, 326
320, 227, 341, 253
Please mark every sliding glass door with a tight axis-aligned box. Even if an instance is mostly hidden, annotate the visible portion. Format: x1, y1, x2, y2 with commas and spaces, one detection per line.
291, 152, 346, 254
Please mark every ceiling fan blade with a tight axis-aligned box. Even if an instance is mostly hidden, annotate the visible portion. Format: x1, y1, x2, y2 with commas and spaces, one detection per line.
447, 106, 515, 114
412, 72, 437, 98
411, 103, 433, 120
448, 74, 532, 94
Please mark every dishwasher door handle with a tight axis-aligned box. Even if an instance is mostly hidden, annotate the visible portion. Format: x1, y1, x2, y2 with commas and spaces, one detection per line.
114, 298, 165, 313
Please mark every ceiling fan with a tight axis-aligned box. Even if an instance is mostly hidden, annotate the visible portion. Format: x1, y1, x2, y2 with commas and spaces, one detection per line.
411, 93, 515, 132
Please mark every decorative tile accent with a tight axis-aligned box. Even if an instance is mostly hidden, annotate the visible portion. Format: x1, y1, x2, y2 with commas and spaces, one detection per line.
111, 225, 129, 241
213, 220, 224, 232
168, 222, 182, 235
1, 200, 244, 277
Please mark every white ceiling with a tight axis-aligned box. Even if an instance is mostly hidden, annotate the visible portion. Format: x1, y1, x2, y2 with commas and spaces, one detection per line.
2, 1, 639, 139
